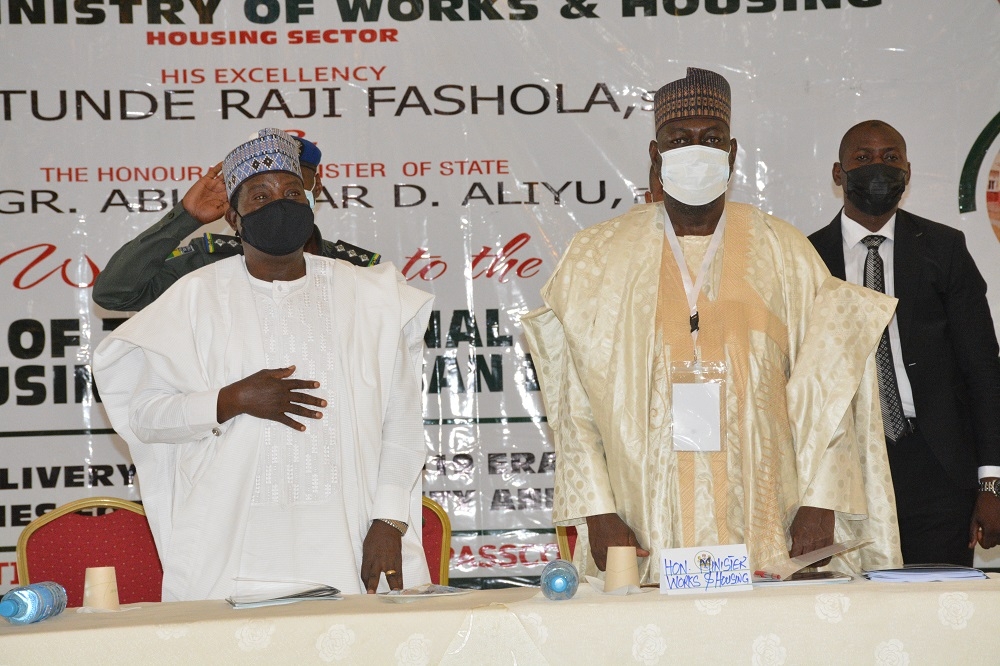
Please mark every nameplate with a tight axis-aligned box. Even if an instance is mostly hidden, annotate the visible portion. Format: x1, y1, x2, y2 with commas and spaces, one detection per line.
659, 544, 753, 595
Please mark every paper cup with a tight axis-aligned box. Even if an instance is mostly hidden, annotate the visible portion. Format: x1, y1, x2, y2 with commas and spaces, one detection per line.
604, 546, 640, 592
83, 566, 120, 610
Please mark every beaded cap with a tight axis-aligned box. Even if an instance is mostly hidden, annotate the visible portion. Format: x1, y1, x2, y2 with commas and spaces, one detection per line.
223, 128, 302, 198
654, 67, 731, 133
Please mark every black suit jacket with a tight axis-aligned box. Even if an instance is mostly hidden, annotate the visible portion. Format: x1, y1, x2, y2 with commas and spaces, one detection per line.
809, 209, 1000, 489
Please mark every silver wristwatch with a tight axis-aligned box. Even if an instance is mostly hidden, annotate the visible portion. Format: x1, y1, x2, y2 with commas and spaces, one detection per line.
980, 479, 1000, 498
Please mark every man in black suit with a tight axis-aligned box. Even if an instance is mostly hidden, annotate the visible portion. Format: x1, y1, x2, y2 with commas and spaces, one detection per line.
809, 120, 1000, 565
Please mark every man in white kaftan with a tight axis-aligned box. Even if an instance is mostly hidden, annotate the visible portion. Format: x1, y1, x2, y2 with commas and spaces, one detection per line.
522, 69, 903, 584
94, 129, 433, 600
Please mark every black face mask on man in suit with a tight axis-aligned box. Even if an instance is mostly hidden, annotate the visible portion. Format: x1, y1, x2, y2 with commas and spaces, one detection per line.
842, 163, 908, 217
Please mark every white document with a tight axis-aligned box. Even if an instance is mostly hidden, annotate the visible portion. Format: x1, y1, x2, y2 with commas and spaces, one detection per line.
226, 578, 341, 609
864, 565, 987, 582
756, 539, 872, 581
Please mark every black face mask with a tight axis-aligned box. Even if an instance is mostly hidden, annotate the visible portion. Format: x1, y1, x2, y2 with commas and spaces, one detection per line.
237, 199, 315, 256
842, 163, 907, 216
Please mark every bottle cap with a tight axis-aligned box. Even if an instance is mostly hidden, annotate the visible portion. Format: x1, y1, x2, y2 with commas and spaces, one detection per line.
0, 599, 16, 617
549, 575, 568, 593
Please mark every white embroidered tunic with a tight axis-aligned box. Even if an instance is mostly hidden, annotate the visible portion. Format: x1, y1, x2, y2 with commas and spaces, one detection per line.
94, 255, 433, 599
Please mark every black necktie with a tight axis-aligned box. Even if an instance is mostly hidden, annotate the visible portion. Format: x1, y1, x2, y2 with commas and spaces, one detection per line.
861, 235, 906, 442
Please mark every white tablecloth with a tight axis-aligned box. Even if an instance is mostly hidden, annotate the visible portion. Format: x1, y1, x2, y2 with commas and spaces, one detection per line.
2, 577, 998, 664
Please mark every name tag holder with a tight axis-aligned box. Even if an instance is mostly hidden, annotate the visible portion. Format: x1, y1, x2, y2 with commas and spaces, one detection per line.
670, 360, 726, 452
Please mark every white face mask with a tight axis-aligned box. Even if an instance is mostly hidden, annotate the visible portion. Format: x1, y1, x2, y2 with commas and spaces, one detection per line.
658, 144, 732, 206
305, 190, 317, 211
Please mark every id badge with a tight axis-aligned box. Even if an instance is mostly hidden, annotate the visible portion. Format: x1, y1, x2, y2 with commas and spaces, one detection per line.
670, 360, 726, 452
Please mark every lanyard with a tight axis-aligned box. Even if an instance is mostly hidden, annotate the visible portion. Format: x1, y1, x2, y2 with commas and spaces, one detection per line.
663, 209, 726, 351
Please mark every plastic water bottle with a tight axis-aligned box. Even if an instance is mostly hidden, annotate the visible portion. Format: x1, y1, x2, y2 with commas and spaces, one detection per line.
0, 582, 68, 625
540, 559, 579, 600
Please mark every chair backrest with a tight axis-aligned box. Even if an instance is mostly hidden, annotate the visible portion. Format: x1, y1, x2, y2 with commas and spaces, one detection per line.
556, 525, 578, 561
16, 497, 163, 607
421, 496, 452, 585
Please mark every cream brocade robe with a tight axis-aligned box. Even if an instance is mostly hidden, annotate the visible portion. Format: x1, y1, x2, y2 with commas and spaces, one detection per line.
522, 202, 903, 583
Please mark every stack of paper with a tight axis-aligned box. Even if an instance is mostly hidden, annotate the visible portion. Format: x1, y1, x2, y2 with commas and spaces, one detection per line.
752, 570, 853, 586
378, 584, 471, 602
863, 564, 988, 582
227, 583, 342, 609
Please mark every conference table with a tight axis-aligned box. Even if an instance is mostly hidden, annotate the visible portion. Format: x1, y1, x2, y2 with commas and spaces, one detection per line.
3, 577, 999, 664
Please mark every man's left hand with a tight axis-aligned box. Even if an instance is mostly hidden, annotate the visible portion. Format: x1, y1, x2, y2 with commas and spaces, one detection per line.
789, 506, 835, 565
361, 519, 404, 594
969, 486, 1000, 549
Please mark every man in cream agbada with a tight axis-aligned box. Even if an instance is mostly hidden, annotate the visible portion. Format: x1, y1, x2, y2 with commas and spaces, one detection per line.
522, 68, 903, 583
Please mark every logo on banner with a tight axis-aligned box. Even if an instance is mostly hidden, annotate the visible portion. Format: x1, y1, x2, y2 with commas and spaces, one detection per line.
958, 109, 1000, 243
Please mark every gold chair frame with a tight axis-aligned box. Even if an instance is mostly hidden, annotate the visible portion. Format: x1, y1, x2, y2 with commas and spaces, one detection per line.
16, 496, 146, 585
422, 496, 452, 585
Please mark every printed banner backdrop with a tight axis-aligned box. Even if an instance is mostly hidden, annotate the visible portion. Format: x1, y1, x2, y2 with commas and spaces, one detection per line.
2, 1, 1000, 591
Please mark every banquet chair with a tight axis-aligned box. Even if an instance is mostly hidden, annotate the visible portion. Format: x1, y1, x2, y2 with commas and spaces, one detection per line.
421, 496, 452, 585
16, 496, 163, 607
556, 525, 578, 561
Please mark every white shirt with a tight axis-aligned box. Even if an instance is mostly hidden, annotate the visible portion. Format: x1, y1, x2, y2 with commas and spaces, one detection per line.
840, 212, 915, 418
840, 212, 1000, 480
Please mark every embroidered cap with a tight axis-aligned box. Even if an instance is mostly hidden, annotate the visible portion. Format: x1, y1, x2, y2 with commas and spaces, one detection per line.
222, 128, 302, 198
653, 67, 731, 133
295, 137, 322, 169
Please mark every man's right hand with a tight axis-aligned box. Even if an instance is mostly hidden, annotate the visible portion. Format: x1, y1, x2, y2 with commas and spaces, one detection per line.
217, 365, 326, 431
182, 162, 230, 225
585, 513, 650, 571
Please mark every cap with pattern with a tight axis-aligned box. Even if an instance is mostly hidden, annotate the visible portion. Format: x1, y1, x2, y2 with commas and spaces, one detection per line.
222, 128, 302, 198
653, 67, 731, 133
